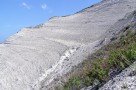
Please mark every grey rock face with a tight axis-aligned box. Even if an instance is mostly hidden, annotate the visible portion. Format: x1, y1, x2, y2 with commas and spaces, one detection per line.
99, 61, 136, 90
0, 0, 136, 90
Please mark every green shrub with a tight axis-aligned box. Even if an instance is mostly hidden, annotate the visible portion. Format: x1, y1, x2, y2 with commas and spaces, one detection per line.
64, 77, 82, 90
63, 30, 136, 90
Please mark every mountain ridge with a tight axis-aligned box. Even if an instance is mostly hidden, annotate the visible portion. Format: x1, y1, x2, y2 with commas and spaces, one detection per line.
0, 0, 136, 90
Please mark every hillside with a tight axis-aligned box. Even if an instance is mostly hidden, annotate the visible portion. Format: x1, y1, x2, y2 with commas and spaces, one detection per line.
0, 0, 136, 90
64, 11, 136, 90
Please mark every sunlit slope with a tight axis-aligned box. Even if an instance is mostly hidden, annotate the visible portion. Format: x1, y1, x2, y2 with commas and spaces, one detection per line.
0, 0, 135, 90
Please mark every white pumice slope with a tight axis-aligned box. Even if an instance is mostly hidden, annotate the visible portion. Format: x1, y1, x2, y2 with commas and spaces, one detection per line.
0, 0, 136, 90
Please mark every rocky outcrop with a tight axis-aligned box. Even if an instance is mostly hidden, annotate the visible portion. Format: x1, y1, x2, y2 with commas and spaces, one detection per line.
99, 11, 136, 90
82, 10, 136, 90
99, 61, 136, 90
0, 0, 136, 90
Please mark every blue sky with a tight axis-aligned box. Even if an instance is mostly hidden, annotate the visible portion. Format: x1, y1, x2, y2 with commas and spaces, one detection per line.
0, 0, 101, 42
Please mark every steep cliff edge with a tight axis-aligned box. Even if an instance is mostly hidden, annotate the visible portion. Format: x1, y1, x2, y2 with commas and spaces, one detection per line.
0, 0, 136, 90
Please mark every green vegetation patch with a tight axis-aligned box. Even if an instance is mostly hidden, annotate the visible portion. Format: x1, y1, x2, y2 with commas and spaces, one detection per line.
64, 30, 136, 90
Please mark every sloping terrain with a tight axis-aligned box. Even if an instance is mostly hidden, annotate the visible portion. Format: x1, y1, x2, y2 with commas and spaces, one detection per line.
0, 0, 136, 90
100, 61, 136, 90
64, 11, 136, 90
99, 12, 136, 90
